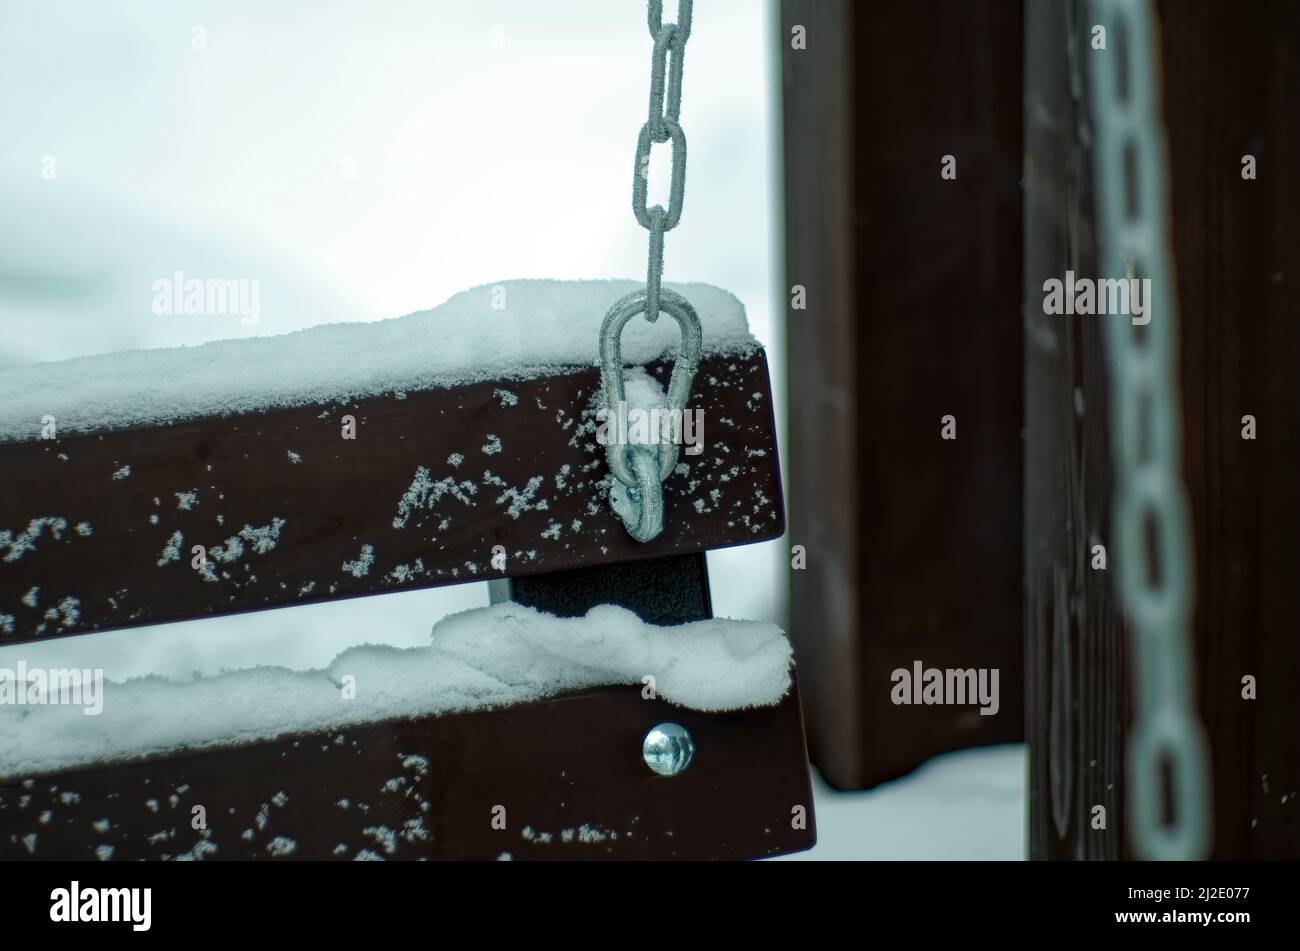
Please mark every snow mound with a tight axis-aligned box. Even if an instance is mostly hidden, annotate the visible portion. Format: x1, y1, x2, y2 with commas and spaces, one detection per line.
0, 279, 756, 441
0, 601, 792, 780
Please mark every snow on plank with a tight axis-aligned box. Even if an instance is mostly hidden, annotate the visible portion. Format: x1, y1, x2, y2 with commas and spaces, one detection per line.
0, 280, 783, 641
0, 602, 795, 781
0, 682, 813, 860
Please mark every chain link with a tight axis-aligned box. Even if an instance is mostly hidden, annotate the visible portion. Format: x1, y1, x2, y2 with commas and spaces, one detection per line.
601, 1, 701, 543
1087, 0, 1210, 860
635, 0, 691, 323
648, 0, 690, 137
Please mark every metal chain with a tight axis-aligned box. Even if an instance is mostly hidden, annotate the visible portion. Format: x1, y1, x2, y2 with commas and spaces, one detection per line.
600, 0, 701, 543
1086, 0, 1210, 860
635, 0, 691, 324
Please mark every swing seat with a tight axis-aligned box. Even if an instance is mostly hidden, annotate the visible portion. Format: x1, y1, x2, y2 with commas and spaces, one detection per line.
0, 279, 815, 860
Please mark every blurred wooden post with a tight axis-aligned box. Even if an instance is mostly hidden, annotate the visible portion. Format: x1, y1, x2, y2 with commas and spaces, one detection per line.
782, 0, 1024, 789
1023, 0, 1126, 860
1025, 0, 1300, 859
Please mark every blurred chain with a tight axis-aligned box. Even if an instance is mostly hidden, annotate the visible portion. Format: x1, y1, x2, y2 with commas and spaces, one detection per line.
1087, 0, 1210, 860
601, 1, 701, 543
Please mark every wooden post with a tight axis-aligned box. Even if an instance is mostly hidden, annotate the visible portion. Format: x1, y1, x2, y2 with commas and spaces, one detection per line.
782, 0, 1025, 789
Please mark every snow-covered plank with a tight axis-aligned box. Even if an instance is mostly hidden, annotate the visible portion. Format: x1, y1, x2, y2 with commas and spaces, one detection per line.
0, 284, 782, 642
0, 684, 813, 861
0, 280, 757, 442
0, 602, 794, 780
0, 530, 813, 861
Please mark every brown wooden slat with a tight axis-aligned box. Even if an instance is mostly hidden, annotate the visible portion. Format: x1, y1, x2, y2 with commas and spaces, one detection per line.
0, 684, 816, 860
0, 350, 783, 642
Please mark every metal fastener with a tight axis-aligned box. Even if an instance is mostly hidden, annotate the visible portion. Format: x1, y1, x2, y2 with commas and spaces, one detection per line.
642, 722, 694, 776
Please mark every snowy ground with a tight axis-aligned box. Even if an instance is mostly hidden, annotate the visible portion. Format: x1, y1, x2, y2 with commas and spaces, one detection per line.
777, 745, 1026, 861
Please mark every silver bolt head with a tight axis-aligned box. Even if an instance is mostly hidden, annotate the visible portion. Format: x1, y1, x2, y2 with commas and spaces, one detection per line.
642, 722, 694, 776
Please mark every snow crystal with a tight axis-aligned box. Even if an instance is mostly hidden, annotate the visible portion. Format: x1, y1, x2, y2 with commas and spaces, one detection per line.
177, 839, 219, 861
0, 280, 757, 441
265, 836, 297, 857
2, 517, 68, 562
237, 517, 285, 555
387, 559, 425, 584
342, 544, 375, 578
43, 597, 80, 628
156, 531, 183, 567
496, 476, 545, 519
400, 818, 429, 843
208, 535, 245, 564
111, 465, 131, 480
364, 825, 398, 855
401, 754, 429, 773
392, 467, 475, 529
0, 602, 792, 780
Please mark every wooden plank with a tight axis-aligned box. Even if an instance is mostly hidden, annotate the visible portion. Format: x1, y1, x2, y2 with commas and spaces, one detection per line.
0, 684, 815, 860
782, 0, 1024, 790
1025, 0, 1300, 859
0, 366, 812, 862
0, 350, 783, 643
0, 529, 815, 861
